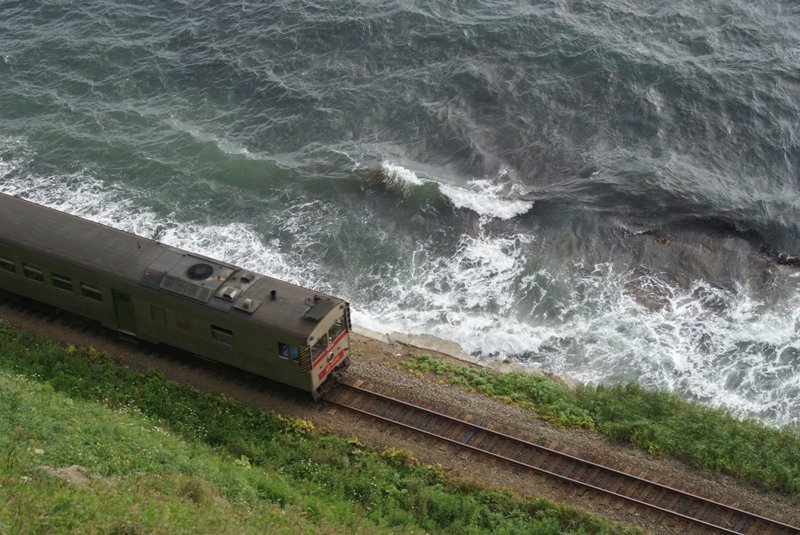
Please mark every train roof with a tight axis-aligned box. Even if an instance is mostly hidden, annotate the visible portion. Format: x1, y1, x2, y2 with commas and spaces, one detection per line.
0, 192, 344, 340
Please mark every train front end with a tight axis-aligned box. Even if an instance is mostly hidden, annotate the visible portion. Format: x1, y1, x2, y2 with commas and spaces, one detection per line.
302, 296, 352, 397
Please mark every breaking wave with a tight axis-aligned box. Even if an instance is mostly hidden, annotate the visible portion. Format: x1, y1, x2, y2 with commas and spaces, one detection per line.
379, 161, 532, 220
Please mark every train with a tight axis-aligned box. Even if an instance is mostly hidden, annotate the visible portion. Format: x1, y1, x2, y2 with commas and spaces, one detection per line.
0, 192, 351, 398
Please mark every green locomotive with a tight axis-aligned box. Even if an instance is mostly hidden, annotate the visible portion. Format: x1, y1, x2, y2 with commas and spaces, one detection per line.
0, 192, 351, 398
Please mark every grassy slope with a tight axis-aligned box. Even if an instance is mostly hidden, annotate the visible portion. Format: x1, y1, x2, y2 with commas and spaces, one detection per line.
401, 355, 800, 497
1, 372, 331, 535
0, 322, 637, 535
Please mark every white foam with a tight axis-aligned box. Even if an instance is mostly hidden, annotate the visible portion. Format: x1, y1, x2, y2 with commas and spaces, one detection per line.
0, 136, 28, 179
439, 180, 532, 220
380, 161, 424, 195
354, 249, 800, 429
352, 229, 536, 354
0, 156, 14, 178
380, 161, 532, 220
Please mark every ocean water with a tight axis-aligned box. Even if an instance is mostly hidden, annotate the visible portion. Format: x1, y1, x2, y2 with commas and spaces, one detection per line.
1, 0, 799, 428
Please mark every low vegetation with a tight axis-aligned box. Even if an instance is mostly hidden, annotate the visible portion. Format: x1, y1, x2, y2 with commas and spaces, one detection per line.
0, 321, 637, 534
401, 355, 800, 497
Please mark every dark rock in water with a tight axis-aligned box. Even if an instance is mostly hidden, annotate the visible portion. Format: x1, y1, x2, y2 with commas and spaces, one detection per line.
771, 252, 800, 268
624, 270, 673, 310
610, 212, 799, 309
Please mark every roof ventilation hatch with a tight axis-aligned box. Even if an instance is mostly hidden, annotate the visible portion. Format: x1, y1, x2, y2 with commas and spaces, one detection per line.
221, 286, 240, 301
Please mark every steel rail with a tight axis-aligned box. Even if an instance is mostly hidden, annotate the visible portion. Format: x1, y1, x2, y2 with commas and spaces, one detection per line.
325, 382, 800, 535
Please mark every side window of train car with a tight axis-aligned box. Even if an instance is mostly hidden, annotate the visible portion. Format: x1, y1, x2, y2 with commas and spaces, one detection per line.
23, 264, 44, 282
80, 283, 103, 302
211, 325, 234, 346
278, 343, 300, 363
51, 273, 73, 292
0, 257, 15, 273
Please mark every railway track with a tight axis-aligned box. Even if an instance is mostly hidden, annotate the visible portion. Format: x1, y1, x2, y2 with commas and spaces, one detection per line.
325, 381, 800, 535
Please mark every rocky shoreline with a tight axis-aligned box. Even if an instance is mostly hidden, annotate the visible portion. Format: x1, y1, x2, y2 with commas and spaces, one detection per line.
353, 325, 581, 387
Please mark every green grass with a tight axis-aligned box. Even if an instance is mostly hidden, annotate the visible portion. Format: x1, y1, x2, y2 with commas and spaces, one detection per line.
0, 372, 339, 534
401, 355, 800, 497
0, 321, 638, 534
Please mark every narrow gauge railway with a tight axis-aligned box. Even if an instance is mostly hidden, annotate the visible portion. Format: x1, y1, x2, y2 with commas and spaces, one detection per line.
324, 382, 800, 535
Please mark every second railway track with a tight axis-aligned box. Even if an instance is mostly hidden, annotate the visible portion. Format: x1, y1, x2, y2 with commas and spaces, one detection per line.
325, 381, 800, 535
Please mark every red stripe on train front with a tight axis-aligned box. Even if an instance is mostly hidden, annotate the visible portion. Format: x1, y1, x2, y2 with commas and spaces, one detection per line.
317, 348, 345, 382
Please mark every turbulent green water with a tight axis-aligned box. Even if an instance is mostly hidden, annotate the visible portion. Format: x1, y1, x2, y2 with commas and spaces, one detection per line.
1, 0, 799, 428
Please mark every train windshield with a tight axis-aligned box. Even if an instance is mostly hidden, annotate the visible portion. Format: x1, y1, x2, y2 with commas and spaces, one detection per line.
310, 316, 349, 361
329, 317, 346, 340
311, 333, 329, 359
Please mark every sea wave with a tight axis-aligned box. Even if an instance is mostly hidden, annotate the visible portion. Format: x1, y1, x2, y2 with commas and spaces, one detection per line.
379, 161, 532, 220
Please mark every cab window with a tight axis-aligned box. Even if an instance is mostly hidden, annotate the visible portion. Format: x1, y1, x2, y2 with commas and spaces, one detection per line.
0, 257, 14, 273
328, 317, 346, 341
310, 334, 329, 359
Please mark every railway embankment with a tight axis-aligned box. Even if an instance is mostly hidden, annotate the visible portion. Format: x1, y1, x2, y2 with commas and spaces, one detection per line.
0, 321, 634, 534
358, 326, 800, 498
399, 354, 800, 497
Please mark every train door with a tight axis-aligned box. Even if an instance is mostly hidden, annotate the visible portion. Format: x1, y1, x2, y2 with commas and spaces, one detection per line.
113, 290, 137, 335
